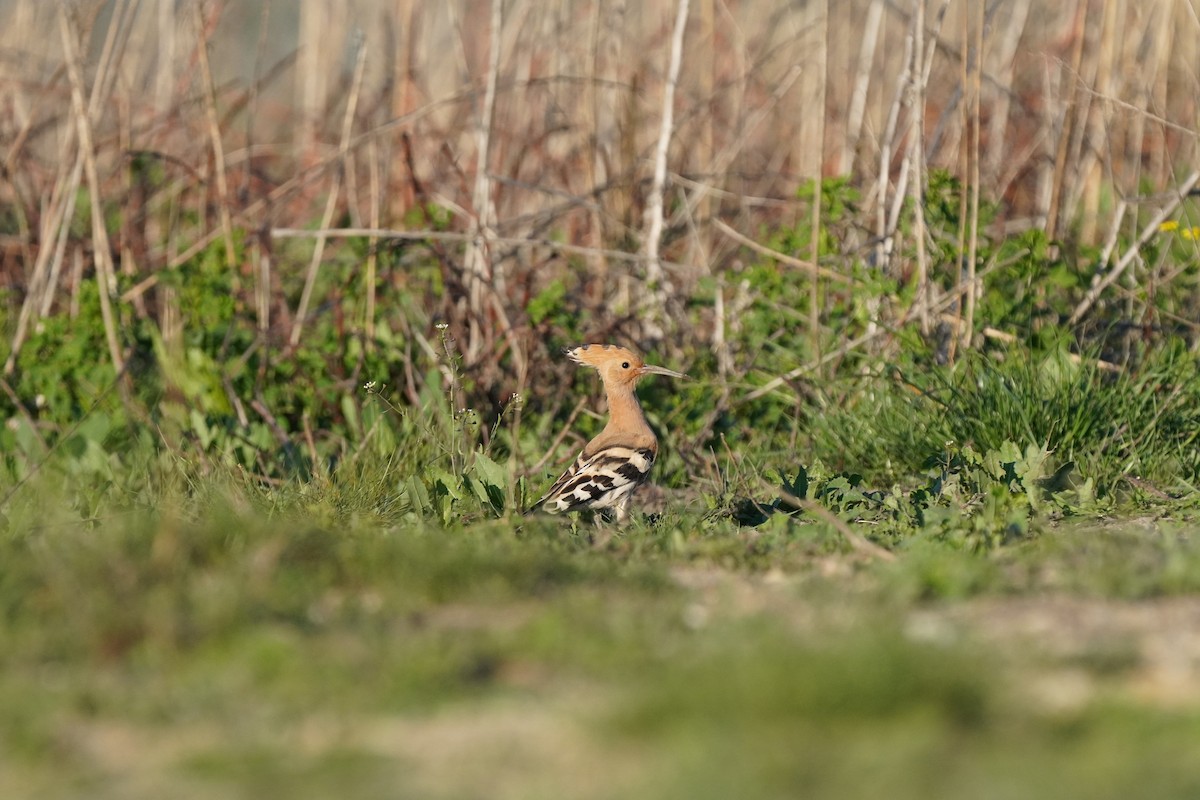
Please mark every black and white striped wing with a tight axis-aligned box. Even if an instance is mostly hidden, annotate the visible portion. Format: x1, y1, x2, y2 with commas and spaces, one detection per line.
538, 446, 655, 514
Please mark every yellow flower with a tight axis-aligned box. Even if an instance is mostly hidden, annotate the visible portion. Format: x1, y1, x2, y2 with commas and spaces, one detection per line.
1160, 220, 1180, 232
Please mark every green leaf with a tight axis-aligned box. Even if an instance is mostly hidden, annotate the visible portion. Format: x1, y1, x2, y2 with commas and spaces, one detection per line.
472, 451, 507, 491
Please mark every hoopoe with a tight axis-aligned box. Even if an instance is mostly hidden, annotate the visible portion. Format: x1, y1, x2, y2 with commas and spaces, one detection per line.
534, 344, 686, 523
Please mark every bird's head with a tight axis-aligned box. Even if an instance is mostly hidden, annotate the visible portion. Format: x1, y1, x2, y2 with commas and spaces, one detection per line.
565, 344, 687, 388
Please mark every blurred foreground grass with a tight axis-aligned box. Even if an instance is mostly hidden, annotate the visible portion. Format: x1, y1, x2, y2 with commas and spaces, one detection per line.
5, 472, 1200, 800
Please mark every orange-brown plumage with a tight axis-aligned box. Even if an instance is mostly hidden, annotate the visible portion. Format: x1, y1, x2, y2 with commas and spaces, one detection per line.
535, 344, 686, 522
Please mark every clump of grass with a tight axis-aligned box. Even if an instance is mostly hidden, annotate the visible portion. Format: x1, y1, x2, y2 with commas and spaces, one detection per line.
811, 341, 1200, 494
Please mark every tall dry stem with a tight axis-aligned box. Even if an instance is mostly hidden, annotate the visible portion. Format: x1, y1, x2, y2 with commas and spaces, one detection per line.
193, 1, 238, 269
806, 0, 828, 364
909, 0, 930, 335
460, 0, 504, 363
1045, 0, 1089, 243
57, 6, 124, 375
841, 0, 884, 175
963, 0, 983, 351
875, 19, 914, 271
641, 0, 691, 332
290, 38, 368, 347
1068, 169, 1200, 326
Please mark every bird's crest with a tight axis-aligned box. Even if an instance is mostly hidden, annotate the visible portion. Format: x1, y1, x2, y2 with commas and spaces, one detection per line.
565, 343, 644, 371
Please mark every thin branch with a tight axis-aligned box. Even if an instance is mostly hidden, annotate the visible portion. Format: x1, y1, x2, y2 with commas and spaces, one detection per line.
641, 0, 691, 323
460, 0, 504, 362
773, 484, 896, 562
713, 219, 854, 284
1067, 169, 1200, 326
743, 256, 1009, 403
289, 37, 368, 347
58, 6, 124, 374
193, 0, 238, 268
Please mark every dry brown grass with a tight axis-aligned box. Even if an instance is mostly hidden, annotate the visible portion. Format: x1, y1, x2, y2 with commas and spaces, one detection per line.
2, 0, 1197, 401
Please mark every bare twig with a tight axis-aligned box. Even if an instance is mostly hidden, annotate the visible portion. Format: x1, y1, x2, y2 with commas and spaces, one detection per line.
1067, 169, 1200, 326
964, 0, 984, 349
58, 6, 124, 375
460, 0, 504, 362
774, 484, 896, 562
268, 226, 697, 274
641, 0, 691, 328
289, 37, 368, 347
713, 219, 853, 284
365, 137, 381, 342
807, 1, 828, 369
909, 0, 930, 335
1045, 2, 1088, 244
840, 0, 884, 173
527, 396, 588, 478
193, 1, 238, 268
743, 255, 1009, 403
875, 16, 915, 271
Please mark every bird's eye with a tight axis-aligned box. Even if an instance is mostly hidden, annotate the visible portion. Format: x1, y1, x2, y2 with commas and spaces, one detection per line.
621, 361, 630, 369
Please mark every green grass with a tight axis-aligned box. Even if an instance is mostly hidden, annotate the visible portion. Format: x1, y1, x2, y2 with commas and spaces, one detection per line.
7, 254, 1200, 797
5, 457, 1200, 799
810, 342, 1200, 492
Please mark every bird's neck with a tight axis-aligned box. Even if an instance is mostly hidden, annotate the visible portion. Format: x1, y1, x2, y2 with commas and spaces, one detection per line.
602, 384, 653, 439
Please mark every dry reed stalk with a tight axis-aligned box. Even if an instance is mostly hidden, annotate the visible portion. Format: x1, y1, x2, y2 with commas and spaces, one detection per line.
193, 1, 238, 270
908, 0, 930, 335
117, 91, 144, 320
641, 0, 691, 332
949, 2, 970, 362
1071, 82, 1200, 146
874, 16, 915, 271
154, 0, 176, 112
57, 6, 124, 375
364, 137, 381, 343
581, 0, 608, 287
69, 245, 84, 319
1139, 0, 1181, 274
5, 0, 136, 371
806, 0, 828, 364
696, 0, 715, 234
459, 0, 504, 364
1067, 168, 1200, 326
270, 226, 697, 278
40, 164, 80, 318
1045, 0, 1089, 244
840, 0, 884, 175
982, 0, 1032, 180
1077, 0, 1123, 245
963, 0, 983, 351
1097, 199, 1129, 268
4, 150, 81, 374
245, 1, 271, 199
1155, 0, 1190, 187
295, 2, 333, 157
159, 280, 181, 359
254, 242, 270, 334
289, 39, 368, 347
713, 273, 729, 383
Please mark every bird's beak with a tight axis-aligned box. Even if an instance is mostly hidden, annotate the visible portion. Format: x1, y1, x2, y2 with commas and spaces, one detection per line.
639, 363, 688, 380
